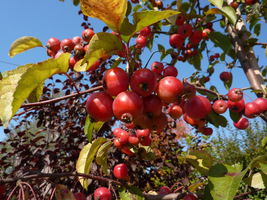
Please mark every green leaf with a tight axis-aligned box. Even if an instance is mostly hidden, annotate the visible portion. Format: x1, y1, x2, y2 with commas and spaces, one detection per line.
208, 110, 228, 128
188, 53, 202, 70
158, 44, 165, 53
27, 82, 44, 103
84, 115, 104, 143
176, 0, 183, 11
0, 53, 71, 128
118, 186, 145, 200
244, 172, 267, 189
9, 36, 43, 58
220, 6, 237, 25
74, 32, 122, 72
208, 0, 223, 9
186, 150, 213, 176
229, 111, 242, 123
208, 32, 232, 53
120, 10, 179, 43
133, 4, 142, 12
188, 182, 206, 192
80, 0, 127, 32
248, 154, 267, 170
76, 137, 107, 190
96, 141, 112, 174
223, 72, 233, 91
254, 23, 261, 37
262, 136, 267, 148
208, 163, 248, 200
259, 162, 267, 174
73, 0, 80, 6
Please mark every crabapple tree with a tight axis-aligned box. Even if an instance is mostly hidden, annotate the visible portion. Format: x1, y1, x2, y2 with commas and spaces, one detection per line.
0, 0, 267, 199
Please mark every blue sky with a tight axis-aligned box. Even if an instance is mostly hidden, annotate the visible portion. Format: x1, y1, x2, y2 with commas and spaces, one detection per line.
0, 0, 266, 140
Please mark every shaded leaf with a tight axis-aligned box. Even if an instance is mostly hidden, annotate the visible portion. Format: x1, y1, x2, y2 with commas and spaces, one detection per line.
84, 115, 104, 143
186, 150, 213, 176
9, 36, 43, 58
208, 110, 228, 128
96, 141, 113, 174
229, 111, 242, 123
27, 82, 44, 103
76, 137, 107, 190
0, 53, 71, 128
74, 32, 122, 72
208, 32, 232, 53
80, 0, 127, 32
118, 186, 145, 200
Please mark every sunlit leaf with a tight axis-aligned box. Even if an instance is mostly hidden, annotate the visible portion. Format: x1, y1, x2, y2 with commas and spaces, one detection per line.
208, 0, 223, 9
208, 163, 248, 200
262, 136, 267, 148
84, 115, 104, 143
74, 32, 122, 72
76, 137, 107, 190
9, 36, 43, 58
80, 0, 127, 32
120, 10, 179, 43
244, 172, 267, 189
0, 53, 71, 128
186, 150, 213, 176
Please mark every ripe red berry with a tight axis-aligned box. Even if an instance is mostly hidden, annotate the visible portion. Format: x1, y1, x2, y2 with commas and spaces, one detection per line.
94, 187, 112, 200
183, 113, 206, 127
169, 34, 184, 48
130, 68, 158, 97
189, 30, 203, 44
159, 186, 172, 194
136, 35, 147, 48
168, 104, 183, 119
86, 92, 113, 122
230, 2, 239, 9
136, 129, 150, 140
46, 37, 61, 53
243, 102, 261, 118
151, 61, 164, 75
220, 71, 231, 82
228, 88, 243, 102
61, 38, 74, 53
175, 14, 185, 26
184, 194, 198, 200
234, 117, 249, 129
117, 129, 129, 144
183, 82, 196, 99
213, 100, 228, 114
113, 91, 144, 124
102, 68, 129, 96
140, 136, 152, 146
157, 76, 184, 103
143, 94, 163, 119
184, 95, 212, 120
140, 26, 151, 37
72, 36, 83, 45
114, 163, 128, 179
128, 133, 140, 145
202, 28, 211, 40
82, 28, 95, 43
253, 98, 267, 113
228, 99, 245, 113
74, 192, 86, 200
146, 112, 167, 133
245, 0, 258, 6
163, 65, 178, 77
202, 127, 213, 136
178, 24, 193, 39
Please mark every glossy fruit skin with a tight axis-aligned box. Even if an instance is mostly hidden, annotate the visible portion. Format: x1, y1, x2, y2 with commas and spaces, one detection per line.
114, 163, 128, 179
203, 127, 213, 136
163, 65, 178, 77
146, 112, 167, 133
46, 37, 61, 53
94, 187, 112, 200
114, 138, 123, 148
82, 28, 95, 43
113, 91, 144, 123
117, 129, 129, 144
103, 68, 129, 96
140, 26, 151, 37
143, 94, 163, 119
169, 34, 184, 48
86, 92, 113, 122
74, 192, 87, 200
213, 100, 228, 114
178, 23, 193, 39
131, 0, 139, 3
189, 30, 203, 44
220, 71, 231, 82
175, 14, 185, 26
136, 129, 150, 140
183, 113, 206, 127
157, 76, 184, 103
245, 0, 258, 5
183, 82, 196, 99
230, 2, 239, 9
184, 194, 198, 200
130, 68, 158, 97
228, 88, 243, 102
151, 61, 164, 75
234, 117, 249, 129
140, 136, 152, 146
128, 134, 140, 145
184, 95, 212, 120
228, 99, 245, 113
168, 104, 183, 119
121, 144, 134, 156
72, 36, 83, 45
243, 102, 261, 118
253, 98, 267, 113
159, 186, 172, 194
202, 28, 211, 40
61, 38, 74, 53
136, 35, 147, 48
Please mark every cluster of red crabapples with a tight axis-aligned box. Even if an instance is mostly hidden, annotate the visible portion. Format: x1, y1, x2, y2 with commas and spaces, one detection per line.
45, 28, 102, 72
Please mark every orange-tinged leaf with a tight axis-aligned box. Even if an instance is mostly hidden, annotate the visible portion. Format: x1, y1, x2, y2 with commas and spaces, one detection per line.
80, 0, 127, 32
